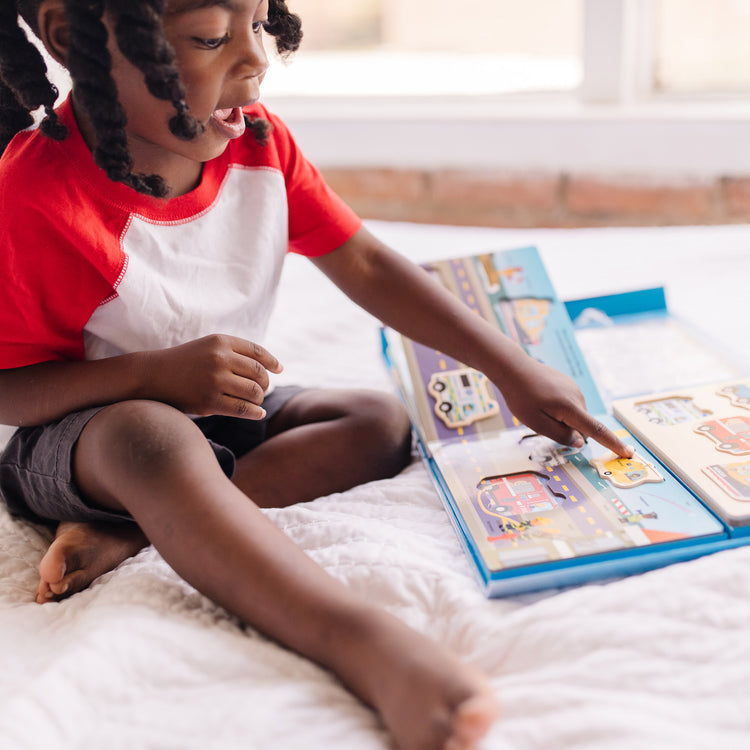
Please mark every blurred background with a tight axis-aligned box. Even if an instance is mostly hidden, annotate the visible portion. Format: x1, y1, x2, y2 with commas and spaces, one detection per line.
28, 0, 750, 228
261, 0, 750, 227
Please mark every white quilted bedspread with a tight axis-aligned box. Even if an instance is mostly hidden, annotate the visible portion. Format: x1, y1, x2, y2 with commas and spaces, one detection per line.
2, 221, 750, 750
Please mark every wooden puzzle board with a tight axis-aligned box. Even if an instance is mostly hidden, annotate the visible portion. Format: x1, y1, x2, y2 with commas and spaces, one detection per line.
613, 377, 750, 526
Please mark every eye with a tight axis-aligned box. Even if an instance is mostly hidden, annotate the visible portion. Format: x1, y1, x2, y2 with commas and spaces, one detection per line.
193, 34, 230, 50
252, 20, 266, 34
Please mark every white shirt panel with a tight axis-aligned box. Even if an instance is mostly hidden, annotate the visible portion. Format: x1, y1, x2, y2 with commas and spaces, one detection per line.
84, 166, 288, 360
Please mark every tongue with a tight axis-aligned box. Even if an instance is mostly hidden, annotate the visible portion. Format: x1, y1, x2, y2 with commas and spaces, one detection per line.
214, 108, 233, 122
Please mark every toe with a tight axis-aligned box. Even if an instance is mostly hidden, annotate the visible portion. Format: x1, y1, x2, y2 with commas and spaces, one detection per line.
35, 580, 52, 604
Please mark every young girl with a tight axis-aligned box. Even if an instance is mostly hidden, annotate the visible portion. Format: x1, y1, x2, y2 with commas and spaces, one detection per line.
0, 2, 632, 749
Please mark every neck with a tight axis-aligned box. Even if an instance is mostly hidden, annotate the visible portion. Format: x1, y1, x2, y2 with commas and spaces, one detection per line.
70, 94, 203, 198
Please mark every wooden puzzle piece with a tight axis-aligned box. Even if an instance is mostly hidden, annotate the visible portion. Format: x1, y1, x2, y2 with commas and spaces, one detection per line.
427, 368, 500, 429
694, 416, 750, 455
633, 396, 711, 426
589, 451, 664, 489
717, 383, 750, 411
702, 461, 750, 502
496, 298, 550, 347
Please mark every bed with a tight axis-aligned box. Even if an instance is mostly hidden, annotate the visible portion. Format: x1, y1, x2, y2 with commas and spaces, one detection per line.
1, 220, 749, 750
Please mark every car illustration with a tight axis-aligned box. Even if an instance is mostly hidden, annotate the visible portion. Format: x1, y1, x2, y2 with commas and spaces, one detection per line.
590, 452, 664, 489
695, 416, 750, 455
427, 368, 500, 428
718, 383, 750, 409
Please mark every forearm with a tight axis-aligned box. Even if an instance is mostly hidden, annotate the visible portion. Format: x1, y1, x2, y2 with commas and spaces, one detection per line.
314, 228, 528, 377
0, 353, 148, 427
315, 227, 632, 457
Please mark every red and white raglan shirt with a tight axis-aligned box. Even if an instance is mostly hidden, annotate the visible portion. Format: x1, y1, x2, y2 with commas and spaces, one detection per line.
0, 96, 361, 370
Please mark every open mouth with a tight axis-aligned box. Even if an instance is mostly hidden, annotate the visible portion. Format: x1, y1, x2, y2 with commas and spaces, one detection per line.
210, 107, 246, 139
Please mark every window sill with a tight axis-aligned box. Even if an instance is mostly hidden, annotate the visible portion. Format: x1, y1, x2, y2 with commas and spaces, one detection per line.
262, 92, 750, 177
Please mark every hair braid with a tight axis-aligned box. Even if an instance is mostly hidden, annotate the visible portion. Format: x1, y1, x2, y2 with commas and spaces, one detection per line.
0, 79, 32, 152
266, 0, 303, 57
0, 0, 66, 154
65, 0, 168, 196
109, 0, 203, 141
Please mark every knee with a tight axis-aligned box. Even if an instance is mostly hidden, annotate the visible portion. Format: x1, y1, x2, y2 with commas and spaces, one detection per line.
77, 400, 206, 483
346, 391, 413, 476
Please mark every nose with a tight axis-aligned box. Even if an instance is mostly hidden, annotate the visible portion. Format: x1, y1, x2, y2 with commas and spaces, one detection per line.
232, 25, 269, 81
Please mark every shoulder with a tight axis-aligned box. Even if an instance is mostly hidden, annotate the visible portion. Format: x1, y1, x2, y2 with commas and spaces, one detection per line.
0, 125, 65, 209
0, 124, 127, 288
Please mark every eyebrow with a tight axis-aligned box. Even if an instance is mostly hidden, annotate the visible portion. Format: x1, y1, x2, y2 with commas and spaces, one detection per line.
167, 0, 239, 15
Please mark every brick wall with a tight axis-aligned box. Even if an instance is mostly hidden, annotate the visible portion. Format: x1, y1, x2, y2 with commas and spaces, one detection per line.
321, 168, 750, 227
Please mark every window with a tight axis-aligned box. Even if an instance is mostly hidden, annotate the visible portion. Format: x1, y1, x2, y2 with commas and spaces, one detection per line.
654, 0, 750, 94
264, 0, 583, 97
268, 0, 750, 102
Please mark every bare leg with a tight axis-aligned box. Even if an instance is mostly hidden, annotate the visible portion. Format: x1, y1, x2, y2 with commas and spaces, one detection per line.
231, 388, 414, 505
70, 399, 497, 750
35, 388, 411, 601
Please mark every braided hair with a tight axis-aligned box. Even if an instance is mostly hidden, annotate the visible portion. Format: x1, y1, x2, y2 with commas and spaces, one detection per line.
0, 0, 303, 196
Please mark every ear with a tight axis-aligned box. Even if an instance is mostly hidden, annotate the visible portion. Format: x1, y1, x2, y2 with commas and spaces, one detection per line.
36, 0, 70, 67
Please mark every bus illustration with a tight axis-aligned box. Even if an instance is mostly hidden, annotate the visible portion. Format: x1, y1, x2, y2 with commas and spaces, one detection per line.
476, 472, 563, 517
427, 368, 500, 428
634, 396, 711, 426
695, 416, 750, 455
703, 461, 750, 502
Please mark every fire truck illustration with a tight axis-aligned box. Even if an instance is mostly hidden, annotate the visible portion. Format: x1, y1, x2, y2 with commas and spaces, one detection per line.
695, 416, 750, 455
476, 472, 563, 517
427, 368, 500, 428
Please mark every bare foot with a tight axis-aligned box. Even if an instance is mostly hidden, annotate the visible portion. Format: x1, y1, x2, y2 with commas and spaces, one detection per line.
332, 611, 499, 750
36, 521, 149, 603
377, 646, 498, 750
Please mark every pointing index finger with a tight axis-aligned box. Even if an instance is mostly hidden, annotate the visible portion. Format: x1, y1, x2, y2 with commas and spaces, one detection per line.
569, 411, 634, 458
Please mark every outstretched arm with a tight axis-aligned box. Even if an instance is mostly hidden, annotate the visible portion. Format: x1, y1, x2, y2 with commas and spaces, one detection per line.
313, 226, 632, 457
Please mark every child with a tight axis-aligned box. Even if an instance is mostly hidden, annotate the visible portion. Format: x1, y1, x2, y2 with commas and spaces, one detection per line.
0, 2, 632, 749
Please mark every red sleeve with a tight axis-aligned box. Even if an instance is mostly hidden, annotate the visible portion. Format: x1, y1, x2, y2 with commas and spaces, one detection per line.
252, 106, 362, 257
0, 133, 124, 368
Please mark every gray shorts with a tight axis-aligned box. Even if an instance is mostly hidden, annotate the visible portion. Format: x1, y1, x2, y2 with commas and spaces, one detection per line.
0, 386, 302, 526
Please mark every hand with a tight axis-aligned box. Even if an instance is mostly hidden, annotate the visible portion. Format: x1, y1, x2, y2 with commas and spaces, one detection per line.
496, 353, 633, 458
142, 334, 283, 419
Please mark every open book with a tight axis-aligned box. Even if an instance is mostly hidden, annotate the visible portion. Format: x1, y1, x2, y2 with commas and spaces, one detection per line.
382, 246, 749, 596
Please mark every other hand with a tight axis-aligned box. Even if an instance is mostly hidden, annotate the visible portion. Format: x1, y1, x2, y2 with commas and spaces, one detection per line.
143, 334, 283, 419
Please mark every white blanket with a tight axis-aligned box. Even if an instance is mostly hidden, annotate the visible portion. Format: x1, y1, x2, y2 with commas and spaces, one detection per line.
2, 221, 749, 750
